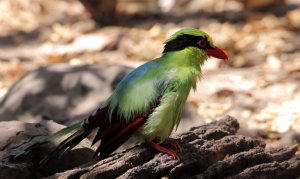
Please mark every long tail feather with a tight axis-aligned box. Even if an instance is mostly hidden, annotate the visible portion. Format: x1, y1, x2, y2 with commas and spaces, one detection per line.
9, 107, 109, 162
46, 121, 82, 142
39, 128, 88, 165
9, 120, 83, 159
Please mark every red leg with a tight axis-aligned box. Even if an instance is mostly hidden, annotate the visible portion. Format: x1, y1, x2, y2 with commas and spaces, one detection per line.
162, 141, 182, 153
145, 140, 180, 160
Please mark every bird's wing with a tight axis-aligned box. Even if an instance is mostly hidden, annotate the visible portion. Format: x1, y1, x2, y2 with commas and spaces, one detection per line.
92, 114, 146, 159
106, 59, 174, 121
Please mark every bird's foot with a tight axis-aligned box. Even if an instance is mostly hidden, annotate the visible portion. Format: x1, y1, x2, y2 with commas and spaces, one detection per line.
162, 140, 182, 153
145, 140, 180, 160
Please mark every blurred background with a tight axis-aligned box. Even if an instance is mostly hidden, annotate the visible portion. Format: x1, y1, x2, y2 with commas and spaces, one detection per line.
0, 0, 300, 149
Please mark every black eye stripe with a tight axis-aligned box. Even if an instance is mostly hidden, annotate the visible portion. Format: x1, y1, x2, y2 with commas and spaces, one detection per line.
163, 34, 210, 53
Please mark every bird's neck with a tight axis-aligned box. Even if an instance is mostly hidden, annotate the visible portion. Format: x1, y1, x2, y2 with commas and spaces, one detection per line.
162, 47, 207, 68
161, 47, 206, 90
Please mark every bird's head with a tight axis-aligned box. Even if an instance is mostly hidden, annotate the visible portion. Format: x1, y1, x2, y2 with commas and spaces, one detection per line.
163, 28, 228, 60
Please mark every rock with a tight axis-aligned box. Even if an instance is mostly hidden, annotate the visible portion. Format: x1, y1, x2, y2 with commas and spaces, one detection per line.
0, 120, 94, 179
42, 115, 300, 178
279, 130, 300, 146
0, 64, 132, 124
1, 116, 300, 178
238, 128, 269, 139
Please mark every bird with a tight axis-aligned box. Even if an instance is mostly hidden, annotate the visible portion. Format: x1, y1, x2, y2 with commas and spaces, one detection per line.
10, 28, 228, 163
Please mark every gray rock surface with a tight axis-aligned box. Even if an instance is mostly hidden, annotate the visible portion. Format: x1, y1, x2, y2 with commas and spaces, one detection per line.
0, 64, 132, 124
1, 116, 299, 179
0, 120, 94, 179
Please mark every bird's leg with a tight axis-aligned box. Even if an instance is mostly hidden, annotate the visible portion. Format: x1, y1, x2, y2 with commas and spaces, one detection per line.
162, 140, 182, 153
144, 139, 180, 160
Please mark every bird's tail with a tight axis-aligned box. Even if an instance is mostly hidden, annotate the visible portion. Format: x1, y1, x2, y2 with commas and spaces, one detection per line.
9, 120, 86, 163
9, 107, 109, 165
39, 122, 89, 165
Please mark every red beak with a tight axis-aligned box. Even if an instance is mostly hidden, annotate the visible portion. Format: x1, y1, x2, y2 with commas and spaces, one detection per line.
207, 47, 228, 60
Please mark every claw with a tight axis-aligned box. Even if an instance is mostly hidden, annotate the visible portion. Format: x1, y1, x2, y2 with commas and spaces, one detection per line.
145, 140, 180, 160
163, 141, 182, 153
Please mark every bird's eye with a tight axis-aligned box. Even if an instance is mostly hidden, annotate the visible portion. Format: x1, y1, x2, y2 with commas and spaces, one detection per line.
198, 39, 207, 48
